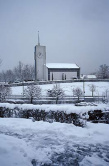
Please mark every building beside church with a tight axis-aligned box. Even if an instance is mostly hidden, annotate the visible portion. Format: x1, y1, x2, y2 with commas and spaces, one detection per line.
34, 33, 80, 81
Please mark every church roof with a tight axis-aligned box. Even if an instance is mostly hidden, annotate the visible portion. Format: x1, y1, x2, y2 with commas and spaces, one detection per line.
46, 63, 79, 69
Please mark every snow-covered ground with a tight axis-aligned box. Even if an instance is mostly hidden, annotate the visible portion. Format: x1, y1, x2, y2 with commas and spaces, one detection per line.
1, 81, 109, 165
0, 118, 109, 166
11, 82, 109, 96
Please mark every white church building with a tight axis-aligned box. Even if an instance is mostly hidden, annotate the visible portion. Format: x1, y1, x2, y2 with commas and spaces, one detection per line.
34, 33, 80, 81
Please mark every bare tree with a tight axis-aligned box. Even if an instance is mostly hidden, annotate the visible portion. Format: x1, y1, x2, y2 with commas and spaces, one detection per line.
0, 84, 11, 101
102, 89, 109, 103
14, 61, 24, 81
0, 61, 35, 83
24, 84, 41, 104
89, 84, 96, 97
47, 84, 64, 104
97, 64, 109, 79
73, 87, 83, 101
0, 70, 15, 83
6, 70, 15, 83
0, 71, 7, 83
23, 64, 34, 81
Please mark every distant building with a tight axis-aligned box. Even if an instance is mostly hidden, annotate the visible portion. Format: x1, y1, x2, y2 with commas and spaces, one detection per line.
86, 75, 97, 79
34, 32, 80, 81
46, 63, 80, 81
81, 74, 97, 79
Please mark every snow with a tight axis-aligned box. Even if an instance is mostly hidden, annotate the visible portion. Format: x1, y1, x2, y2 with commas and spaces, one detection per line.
86, 75, 97, 79
46, 63, 79, 68
81, 75, 97, 79
11, 81, 109, 97
0, 103, 109, 114
1, 81, 109, 165
0, 118, 109, 165
59, 82, 109, 96
0, 134, 31, 166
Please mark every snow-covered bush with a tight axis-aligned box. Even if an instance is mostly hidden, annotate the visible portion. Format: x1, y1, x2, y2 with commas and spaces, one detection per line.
88, 110, 109, 123
0, 107, 13, 117
73, 87, 83, 102
24, 84, 41, 103
0, 106, 86, 127
0, 104, 109, 126
47, 84, 65, 104
0, 84, 11, 102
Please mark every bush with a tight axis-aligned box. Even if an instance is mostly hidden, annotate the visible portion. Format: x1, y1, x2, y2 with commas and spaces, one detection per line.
0, 107, 85, 127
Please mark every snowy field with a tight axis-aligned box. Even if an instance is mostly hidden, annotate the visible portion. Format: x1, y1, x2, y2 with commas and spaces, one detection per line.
0, 118, 109, 166
11, 81, 109, 96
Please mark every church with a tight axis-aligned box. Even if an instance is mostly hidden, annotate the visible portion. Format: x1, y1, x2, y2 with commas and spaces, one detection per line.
34, 33, 80, 81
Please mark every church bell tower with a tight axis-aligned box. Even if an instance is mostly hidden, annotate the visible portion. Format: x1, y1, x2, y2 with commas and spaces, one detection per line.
34, 31, 46, 81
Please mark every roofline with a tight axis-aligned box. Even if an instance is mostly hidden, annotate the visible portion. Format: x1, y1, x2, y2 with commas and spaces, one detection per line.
46, 63, 80, 69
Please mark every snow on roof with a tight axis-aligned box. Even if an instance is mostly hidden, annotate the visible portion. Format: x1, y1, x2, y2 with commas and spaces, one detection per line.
80, 75, 97, 79
46, 63, 79, 69
86, 75, 97, 79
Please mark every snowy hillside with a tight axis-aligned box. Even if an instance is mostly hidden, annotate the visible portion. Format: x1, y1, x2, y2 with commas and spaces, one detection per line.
11, 82, 109, 96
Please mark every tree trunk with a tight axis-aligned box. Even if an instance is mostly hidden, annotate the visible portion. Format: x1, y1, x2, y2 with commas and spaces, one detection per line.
56, 96, 58, 104
31, 97, 33, 104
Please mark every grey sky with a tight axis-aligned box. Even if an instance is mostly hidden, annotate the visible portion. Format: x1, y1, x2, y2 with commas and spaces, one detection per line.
0, 0, 109, 74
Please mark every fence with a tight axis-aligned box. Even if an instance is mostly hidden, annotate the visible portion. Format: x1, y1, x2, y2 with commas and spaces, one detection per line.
5, 95, 104, 104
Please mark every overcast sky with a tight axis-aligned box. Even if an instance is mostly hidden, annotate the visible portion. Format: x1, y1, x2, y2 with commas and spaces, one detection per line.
0, 0, 109, 74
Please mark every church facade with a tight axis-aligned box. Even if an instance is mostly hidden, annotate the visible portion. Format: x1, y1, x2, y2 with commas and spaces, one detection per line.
34, 33, 80, 81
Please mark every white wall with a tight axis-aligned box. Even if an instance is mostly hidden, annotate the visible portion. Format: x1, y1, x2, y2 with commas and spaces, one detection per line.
50, 71, 77, 80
